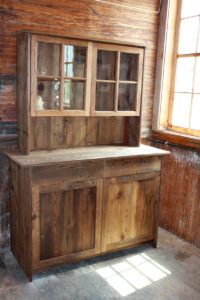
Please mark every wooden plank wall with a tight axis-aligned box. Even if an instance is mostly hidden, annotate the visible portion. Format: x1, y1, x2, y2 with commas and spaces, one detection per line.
104, 0, 160, 12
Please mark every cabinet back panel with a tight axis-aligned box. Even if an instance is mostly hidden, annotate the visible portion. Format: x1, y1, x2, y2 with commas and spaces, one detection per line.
40, 187, 96, 260
30, 116, 126, 150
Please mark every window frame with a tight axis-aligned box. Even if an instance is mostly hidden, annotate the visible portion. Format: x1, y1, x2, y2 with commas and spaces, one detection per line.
153, 0, 200, 149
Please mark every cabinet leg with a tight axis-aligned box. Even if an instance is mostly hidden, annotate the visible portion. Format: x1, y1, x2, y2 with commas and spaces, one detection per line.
150, 240, 157, 248
27, 274, 33, 282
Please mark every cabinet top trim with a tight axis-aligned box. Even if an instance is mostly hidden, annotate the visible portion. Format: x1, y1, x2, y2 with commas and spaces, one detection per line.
7, 145, 169, 167
15, 31, 146, 49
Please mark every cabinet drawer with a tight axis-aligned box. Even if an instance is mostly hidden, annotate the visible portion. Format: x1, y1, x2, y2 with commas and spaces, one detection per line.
31, 160, 104, 186
104, 156, 161, 178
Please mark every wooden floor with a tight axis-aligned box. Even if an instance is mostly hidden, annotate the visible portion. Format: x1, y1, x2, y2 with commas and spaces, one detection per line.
0, 228, 200, 299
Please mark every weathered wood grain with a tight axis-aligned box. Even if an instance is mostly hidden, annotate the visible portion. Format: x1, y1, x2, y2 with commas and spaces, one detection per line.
40, 187, 96, 260
103, 0, 160, 12
31, 160, 104, 186
16, 33, 31, 154
8, 145, 169, 167
9, 161, 20, 260
9, 161, 32, 280
104, 156, 161, 177
30, 117, 125, 150
31, 179, 103, 271
101, 173, 160, 251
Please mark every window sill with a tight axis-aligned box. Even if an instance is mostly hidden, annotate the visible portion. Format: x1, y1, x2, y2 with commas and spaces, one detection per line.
150, 129, 200, 152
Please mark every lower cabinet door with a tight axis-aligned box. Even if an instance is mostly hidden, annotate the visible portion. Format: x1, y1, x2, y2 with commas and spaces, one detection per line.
101, 173, 160, 252
32, 179, 103, 270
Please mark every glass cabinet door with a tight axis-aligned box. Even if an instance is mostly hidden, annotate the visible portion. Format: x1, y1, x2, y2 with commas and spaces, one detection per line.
37, 42, 61, 111
96, 50, 116, 111
63, 45, 86, 110
118, 52, 138, 112
93, 44, 144, 116
32, 36, 89, 116
31, 35, 144, 117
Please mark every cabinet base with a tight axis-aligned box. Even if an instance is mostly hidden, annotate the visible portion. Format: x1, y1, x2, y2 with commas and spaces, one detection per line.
23, 240, 156, 281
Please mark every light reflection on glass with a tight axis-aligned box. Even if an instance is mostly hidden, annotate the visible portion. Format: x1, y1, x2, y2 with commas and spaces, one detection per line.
64, 45, 86, 78
64, 45, 74, 77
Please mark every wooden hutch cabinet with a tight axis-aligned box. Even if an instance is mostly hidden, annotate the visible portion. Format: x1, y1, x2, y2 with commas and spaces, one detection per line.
8, 32, 169, 281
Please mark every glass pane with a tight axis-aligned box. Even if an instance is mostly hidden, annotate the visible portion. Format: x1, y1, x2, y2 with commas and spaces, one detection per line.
181, 0, 200, 18
193, 57, 200, 93
63, 80, 85, 110
120, 53, 138, 81
37, 80, 60, 110
95, 83, 115, 111
37, 42, 61, 76
178, 17, 199, 54
64, 45, 86, 78
174, 57, 195, 92
118, 84, 137, 111
97, 50, 116, 80
191, 95, 200, 130
172, 93, 191, 128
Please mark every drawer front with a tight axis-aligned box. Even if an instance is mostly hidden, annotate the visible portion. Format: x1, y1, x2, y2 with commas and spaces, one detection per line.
31, 160, 104, 186
104, 156, 161, 178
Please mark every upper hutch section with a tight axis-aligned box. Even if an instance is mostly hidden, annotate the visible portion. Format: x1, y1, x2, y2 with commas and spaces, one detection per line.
31, 35, 144, 117
16, 33, 145, 154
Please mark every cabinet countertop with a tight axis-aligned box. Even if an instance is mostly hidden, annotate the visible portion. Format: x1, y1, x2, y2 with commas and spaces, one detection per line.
7, 144, 170, 167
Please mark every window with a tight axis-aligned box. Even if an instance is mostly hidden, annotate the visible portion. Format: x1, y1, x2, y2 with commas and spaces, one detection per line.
153, 0, 200, 141
30, 35, 144, 117
170, 0, 200, 137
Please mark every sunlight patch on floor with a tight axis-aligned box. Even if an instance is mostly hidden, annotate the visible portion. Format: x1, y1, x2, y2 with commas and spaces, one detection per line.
96, 253, 171, 297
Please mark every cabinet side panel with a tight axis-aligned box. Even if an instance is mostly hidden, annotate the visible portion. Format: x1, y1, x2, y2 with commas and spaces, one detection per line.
20, 167, 32, 277
17, 34, 31, 154
30, 116, 125, 150
10, 161, 32, 277
10, 161, 20, 261
135, 177, 159, 237
153, 174, 161, 245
